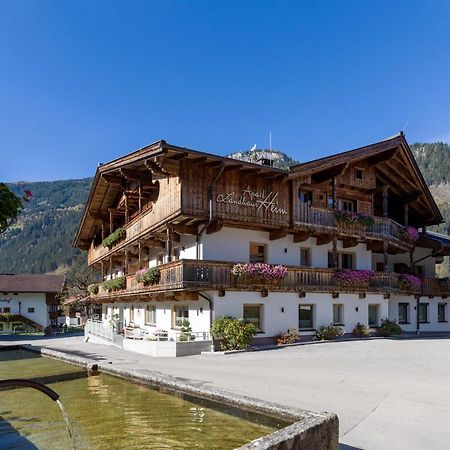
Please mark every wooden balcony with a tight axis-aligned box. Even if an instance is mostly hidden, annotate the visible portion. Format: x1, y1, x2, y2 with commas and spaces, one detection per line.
294, 204, 411, 249
92, 259, 448, 301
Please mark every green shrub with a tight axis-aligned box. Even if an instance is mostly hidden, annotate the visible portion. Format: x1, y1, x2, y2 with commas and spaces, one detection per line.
352, 322, 373, 337
178, 319, 195, 342
275, 329, 299, 345
211, 316, 257, 350
378, 319, 402, 337
102, 277, 126, 292
102, 227, 126, 248
313, 324, 344, 341
0, 312, 14, 323
136, 267, 161, 285
88, 284, 99, 295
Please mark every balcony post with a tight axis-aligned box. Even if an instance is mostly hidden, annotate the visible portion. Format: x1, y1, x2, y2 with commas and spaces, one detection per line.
138, 181, 142, 213
383, 186, 389, 218
416, 295, 420, 335
109, 210, 113, 234
101, 223, 105, 241
138, 242, 142, 269
383, 240, 389, 272
109, 257, 113, 277
166, 227, 173, 263
124, 192, 129, 224
124, 249, 129, 276
332, 176, 338, 268
404, 203, 409, 227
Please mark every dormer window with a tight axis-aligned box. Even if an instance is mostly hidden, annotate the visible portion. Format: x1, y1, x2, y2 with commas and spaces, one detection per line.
354, 168, 364, 181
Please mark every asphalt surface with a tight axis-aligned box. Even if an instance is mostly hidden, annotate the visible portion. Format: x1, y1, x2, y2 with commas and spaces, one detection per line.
2, 334, 449, 450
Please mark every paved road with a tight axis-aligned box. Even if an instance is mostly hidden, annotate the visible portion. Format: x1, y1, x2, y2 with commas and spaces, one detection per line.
2, 334, 449, 450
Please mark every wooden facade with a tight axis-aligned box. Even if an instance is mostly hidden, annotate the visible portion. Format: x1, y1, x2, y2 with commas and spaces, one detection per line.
75, 134, 450, 301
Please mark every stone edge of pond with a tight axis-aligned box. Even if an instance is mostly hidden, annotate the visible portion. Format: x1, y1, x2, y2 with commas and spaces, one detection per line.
19, 344, 339, 450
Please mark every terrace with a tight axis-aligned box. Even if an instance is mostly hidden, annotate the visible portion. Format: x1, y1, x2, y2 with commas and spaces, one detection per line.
89, 259, 449, 301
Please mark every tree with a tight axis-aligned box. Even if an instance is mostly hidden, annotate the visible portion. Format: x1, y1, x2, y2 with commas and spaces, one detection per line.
0, 183, 32, 234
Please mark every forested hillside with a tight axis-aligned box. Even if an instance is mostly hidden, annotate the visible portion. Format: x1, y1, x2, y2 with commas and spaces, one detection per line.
2, 144, 450, 275
0, 179, 92, 273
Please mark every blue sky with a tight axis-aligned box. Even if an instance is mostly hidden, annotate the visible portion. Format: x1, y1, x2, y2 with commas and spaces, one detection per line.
2, 0, 450, 182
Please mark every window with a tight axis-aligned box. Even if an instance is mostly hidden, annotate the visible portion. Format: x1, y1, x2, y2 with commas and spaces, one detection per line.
3, 307, 10, 313
27, 307, 35, 313
173, 304, 189, 328
49, 304, 58, 312
299, 305, 314, 329
368, 304, 379, 327
172, 247, 180, 261
327, 195, 334, 209
243, 304, 263, 332
376, 262, 384, 272
299, 190, 313, 204
341, 253, 354, 269
419, 303, 428, 323
398, 303, 409, 324
0, 323, 3, 331
156, 253, 164, 265
354, 168, 364, 181
300, 248, 311, 267
327, 252, 334, 269
333, 304, 344, 325
145, 304, 156, 325
415, 265, 424, 276
249, 243, 266, 263
338, 199, 356, 212
438, 303, 447, 323
328, 252, 355, 269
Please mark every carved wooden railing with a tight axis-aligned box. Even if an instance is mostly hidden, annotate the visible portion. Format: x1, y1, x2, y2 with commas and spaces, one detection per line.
93, 260, 449, 299
295, 204, 409, 245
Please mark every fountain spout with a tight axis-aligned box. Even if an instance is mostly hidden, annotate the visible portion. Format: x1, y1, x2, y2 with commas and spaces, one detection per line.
0, 378, 59, 401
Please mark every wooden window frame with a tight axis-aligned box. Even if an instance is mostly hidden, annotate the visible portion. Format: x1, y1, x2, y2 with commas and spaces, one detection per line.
368, 304, 380, 327
243, 304, 264, 332
354, 167, 364, 182
398, 303, 409, 324
438, 303, 447, 323
145, 304, 157, 326
419, 303, 429, 323
298, 304, 314, 330
172, 304, 189, 329
249, 242, 267, 264
300, 247, 311, 267
27, 307, 35, 313
332, 304, 344, 326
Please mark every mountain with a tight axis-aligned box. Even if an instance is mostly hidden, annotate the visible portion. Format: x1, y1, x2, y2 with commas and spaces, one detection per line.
0, 179, 92, 274
2, 145, 450, 275
227, 149, 300, 169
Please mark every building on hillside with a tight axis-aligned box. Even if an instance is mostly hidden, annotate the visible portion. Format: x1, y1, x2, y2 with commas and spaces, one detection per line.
74, 133, 450, 356
0, 274, 64, 333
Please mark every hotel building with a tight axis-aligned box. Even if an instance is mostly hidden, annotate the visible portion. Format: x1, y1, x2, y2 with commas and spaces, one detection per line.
75, 133, 450, 354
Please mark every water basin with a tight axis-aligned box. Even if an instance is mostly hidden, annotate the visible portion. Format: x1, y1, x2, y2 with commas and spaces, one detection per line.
0, 349, 283, 449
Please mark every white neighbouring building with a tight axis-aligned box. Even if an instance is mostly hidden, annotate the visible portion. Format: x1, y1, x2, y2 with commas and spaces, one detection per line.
0, 274, 64, 333
75, 134, 450, 355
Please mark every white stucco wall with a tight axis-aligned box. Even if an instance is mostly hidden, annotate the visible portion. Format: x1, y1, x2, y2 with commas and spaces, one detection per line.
0, 293, 49, 328
210, 290, 387, 336
372, 247, 437, 277
201, 227, 371, 269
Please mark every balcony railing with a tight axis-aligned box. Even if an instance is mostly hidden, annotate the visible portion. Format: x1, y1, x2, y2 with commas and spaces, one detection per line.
295, 204, 409, 246
92, 259, 449, 299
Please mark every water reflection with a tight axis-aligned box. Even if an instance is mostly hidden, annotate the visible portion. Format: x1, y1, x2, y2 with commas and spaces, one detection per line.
0, 350, 278, 449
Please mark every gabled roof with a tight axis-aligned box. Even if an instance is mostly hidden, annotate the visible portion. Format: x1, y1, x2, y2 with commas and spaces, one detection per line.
289, 133, 443, 226
74, 140, 287, 247
0, 274, 64, 293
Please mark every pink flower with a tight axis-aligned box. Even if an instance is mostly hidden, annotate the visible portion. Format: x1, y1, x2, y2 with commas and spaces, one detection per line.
231, 263, 288, 280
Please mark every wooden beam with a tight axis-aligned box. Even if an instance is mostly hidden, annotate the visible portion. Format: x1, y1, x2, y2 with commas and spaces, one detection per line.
144, 160, 170, 176
203, 161, 223, 169
312, 163, 347, 183
342, 239, 358, 248
316, 235, 333, 246
367, 148, 398, 166
102, 173, 125, 186
172, 223, 198, 235
141, 238, 165, 249
293, 232, 309, 243
206, 220, 223, 235
120, 168, 153, 182
269, 229, 288, 240
88, 212, 109, 221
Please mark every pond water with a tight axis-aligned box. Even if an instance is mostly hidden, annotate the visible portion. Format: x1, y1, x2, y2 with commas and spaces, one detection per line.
0, 349, 282, 449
